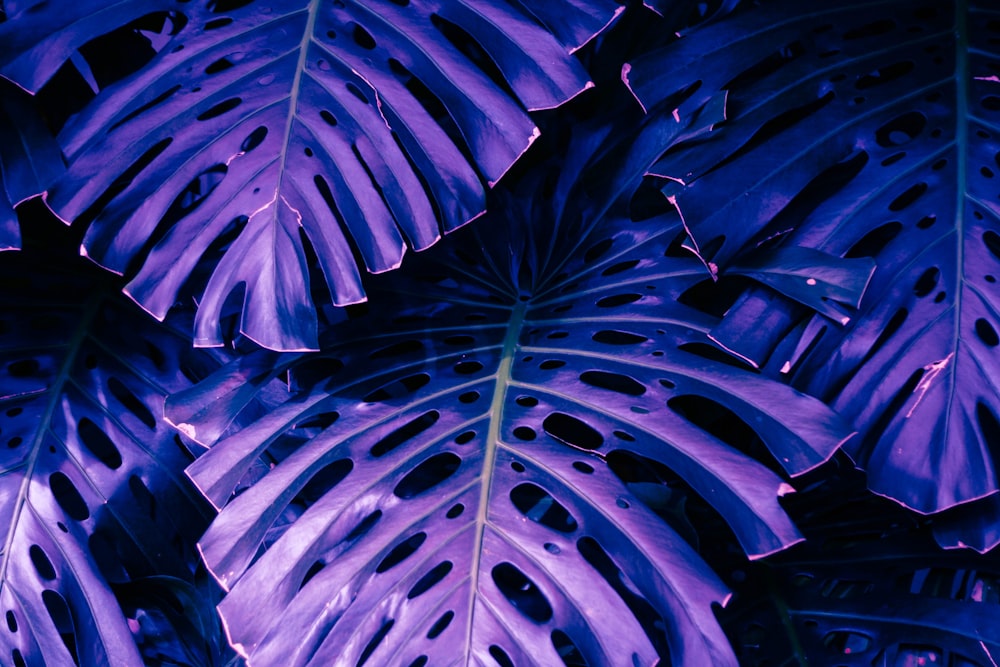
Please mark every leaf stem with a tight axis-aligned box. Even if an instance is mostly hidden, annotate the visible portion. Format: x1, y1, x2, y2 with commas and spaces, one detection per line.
463, 301, 525, 658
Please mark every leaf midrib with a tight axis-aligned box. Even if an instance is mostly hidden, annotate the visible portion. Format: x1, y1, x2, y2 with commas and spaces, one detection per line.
0, 294, 100, 590
463, 300, 525, 660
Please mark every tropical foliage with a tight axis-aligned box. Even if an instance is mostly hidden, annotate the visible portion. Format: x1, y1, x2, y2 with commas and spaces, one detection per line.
1, 0, 999, 665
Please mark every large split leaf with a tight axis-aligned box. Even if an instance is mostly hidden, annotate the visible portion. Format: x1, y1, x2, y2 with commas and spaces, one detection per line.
0, 80, 65, 250
720, 466, 1000, 667
0, 220, 228, 666
0, 0, 619, 351
165, 100, 853, 666
625, 0, 1000, 519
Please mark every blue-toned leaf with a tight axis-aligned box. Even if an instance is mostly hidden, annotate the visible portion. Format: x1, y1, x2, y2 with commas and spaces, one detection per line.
626, 0, 1000, 518
721, 467, 1000, 667
167, 100, 852, 666
0, 80, 65, 250
0, 0, 619, 351
0, 231, 228, 666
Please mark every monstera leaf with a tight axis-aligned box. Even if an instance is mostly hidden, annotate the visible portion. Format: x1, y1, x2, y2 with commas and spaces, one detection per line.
720, 465, 1000, 667
0, 80, 64, 250
164, 96, 854, 666
0, 0, 621, 351
0, 221, 229, 666
624, 0, 1000, 521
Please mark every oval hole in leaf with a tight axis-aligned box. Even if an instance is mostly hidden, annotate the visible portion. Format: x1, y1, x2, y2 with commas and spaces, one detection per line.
584, 238, 613, 263
408, 657, 427, 667
7, 359, 39, 377
77, 418, 123, 469
454, 360, 484, 374
592, 330, 647, 345
491, 563, 553, 623
107, 377, 156, 429
543, 413, 603, 450
888, 182, 927, 212
241, 126, 268, 153
370, 339, 424, 359
407, 561, 453, 599
551, 630, 587, 666
345, 510, 382, 541
913, 267, 940, 297
6, 610, 16, 632
580, 371, 646, 396
845, 221, 903, 258
49, 472, 89, 521
393, 453, 461, 499
196, 97, 241, 121
667, 395, 779, 470
577, 537, 669, 656
376, 532, 427, 573
299, 560, 325, 589
371, 411, 439, 457
297, 458, 353, 505
489, 646, 515, 667
975, 318, 999, 346
364, 373, 431, 402
876, 111, 926, 147
510, 483, 578, 533
41, 590, 77, 660
29, 545, 56, 580
357, 619, 394, 667
596, 293, 642, 308
427, 610, 454, 639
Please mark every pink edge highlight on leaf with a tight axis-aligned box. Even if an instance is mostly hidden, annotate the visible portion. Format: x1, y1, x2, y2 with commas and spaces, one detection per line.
527, 80, 595, 112
239, 327, 319, 354
569, 4, 627, 53
121, 286, 167, 321
747, 535, 806, 561
621, 63, 648, 113
39, 191, 71, 226
707, 332, 760, 369
641, 1, 664, 17
669, 194, 717, 280
488, 126, 542, 188
368, 245, 406, 274
788, 430, 855, 478
186, 474, 226, 512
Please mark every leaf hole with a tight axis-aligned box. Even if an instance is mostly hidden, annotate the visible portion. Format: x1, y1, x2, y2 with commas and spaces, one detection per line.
913, 267, 940, 297
976, 319, 999, 346
459, 391, 480, 404
579, 370, 645, 396
7, 360, 39, 377
513, 426, 536, 441
29, 545, 56, 580
78, 418, 123, 469
49, 472, 89, 521
107, 377, 156, 429
376, 532, 427, 573
543, 413, 603, 450
516, 395, 539, 407
427, 610, 454, 639
393, 453, 461, 498
491, 563, 553, 623
407, 561, 453, 599
510, 483, 578, 533
887, 182, 928, 211
371, 411, 439, 458
591, 330, 648, 345
489, 646, 515, 667
356, 619, 394, 667
446, 504, 464, 518
552, 630, 588, 666
455, 431, 476, 445
352, 23, 377, 49
196, 97, 241, 121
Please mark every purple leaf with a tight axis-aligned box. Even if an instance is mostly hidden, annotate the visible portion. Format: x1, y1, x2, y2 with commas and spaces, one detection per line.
0, 0, 619, 351
625, 0, 1000, 523
0, 241, 227, 666
167, 102, 852, 666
